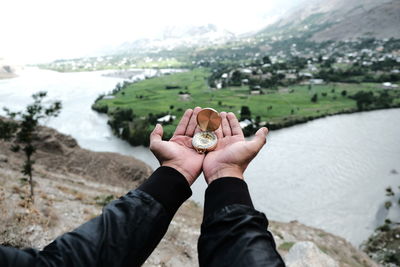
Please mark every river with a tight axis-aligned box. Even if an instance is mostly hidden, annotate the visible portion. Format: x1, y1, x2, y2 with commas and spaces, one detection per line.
1, 68, 399, 247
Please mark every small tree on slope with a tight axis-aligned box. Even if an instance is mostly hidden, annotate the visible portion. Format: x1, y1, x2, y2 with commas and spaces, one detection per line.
0, 91, 62, 203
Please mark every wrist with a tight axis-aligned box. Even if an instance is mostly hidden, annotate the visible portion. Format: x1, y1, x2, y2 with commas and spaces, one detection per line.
162, 162, 195, 186
204, 177, 253, 220
205, 165, 244, 184
138, 166, 192, 216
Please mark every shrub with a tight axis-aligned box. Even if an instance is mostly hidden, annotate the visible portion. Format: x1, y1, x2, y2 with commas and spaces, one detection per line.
0, 92, 62, 203
311, 93, 318, 103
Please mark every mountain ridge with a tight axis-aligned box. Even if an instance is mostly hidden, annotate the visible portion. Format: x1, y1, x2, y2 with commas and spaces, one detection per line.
259, 0, 400, 41
103, 24, 236, 56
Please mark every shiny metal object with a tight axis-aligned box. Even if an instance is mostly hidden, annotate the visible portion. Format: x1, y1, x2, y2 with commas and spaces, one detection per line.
192, 108, 221, 153
197, 108, 221, 132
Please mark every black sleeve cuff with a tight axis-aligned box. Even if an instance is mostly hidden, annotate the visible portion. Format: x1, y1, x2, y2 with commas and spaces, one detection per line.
204, 177, 254, 220
138, 166, 192, 217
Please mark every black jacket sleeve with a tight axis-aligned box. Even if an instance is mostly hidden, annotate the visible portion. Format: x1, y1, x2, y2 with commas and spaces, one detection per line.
0, 166, 191, 267
198, 177, 285, 267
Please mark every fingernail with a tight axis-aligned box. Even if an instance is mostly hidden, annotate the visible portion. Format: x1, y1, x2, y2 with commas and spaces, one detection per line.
261, 127, 268, 135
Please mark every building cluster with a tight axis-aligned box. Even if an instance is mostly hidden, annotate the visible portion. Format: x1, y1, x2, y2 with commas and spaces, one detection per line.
210, 38, 400, 91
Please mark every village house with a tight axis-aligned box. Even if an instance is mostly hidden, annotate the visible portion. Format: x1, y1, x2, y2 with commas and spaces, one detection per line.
157, 114, 176, 123
309, 79, 324, 85
239, 119, 253, 129
382, 82, 399, 89
250, 85, 262, 95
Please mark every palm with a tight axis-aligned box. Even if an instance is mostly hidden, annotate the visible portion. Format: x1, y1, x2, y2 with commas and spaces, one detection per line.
152, 135, 204, 183
203, 135, 249, 179
149, 107, 205, 185
202, 112, 268, 184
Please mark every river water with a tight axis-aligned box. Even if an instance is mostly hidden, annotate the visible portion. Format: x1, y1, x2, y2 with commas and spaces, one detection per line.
1, 68, 399, 247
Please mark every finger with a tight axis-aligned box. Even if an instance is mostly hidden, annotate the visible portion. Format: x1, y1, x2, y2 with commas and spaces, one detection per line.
173, 109, 193, 136
185, 106, 202, 137
194, 125, 202, 135
214, 125, 223, 139
150, 124, 163, 146
227, 112, 244, 137
248, 127, 268, 153
220, 112, 232, 137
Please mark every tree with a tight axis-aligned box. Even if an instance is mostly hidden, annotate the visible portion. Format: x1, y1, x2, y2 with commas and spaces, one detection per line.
376, 91, 394, 108
0, 92, 62, 202
255, 115, 261, 127
230, 70, 242, 86
311, 93, 318, 103
240, 106, 251, 121
262, 56, 271, 64
350, 91, 375, 110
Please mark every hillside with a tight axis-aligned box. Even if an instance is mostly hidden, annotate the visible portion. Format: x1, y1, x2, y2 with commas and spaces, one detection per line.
260, 0, 400, 41
0, 124, 379, 266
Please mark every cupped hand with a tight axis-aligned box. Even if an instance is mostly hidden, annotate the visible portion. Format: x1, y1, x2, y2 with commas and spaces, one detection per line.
202, 112, 268, 184
150, 107, 204, 185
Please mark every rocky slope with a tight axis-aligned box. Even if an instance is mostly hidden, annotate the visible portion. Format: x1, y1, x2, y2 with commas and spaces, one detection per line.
312, 0, 400, 41
363, 226, 400, 266
0, 125, 378, 266
260, 0, 400, 41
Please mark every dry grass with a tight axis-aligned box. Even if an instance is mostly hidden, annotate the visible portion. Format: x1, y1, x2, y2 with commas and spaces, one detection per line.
56, 185, 87, 201
40, 192, 50, 200
74, 192, 85, 201
40, 207, 59, 227
11, 185, 21, 194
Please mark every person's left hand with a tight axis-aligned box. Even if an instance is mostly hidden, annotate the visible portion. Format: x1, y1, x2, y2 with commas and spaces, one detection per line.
150, 107, 204, 185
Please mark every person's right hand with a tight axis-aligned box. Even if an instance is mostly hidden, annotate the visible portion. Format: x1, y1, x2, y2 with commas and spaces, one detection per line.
202, 112, 268, 184
150, 107, 205, 186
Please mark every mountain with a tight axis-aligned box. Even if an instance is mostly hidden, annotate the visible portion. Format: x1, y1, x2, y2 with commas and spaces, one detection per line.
105, 24, 236, 55
259, 0, 400, 41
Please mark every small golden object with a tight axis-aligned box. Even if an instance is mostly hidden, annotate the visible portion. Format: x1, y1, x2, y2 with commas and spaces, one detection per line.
192, 108, 221, 153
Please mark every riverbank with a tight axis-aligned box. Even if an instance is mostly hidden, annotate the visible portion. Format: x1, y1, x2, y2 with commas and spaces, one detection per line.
363, 225, 400, 266
36, 58, 189, 73
0, 124, 378, 266
92, 68, 400, 146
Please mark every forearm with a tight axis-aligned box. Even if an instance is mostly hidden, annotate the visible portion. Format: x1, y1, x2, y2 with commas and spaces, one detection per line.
198, 178, 285, 267
40, 189, 171, 267
0, 167, 191, 267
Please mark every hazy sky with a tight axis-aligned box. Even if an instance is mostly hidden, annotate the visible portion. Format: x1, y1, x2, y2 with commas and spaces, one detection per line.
0, 0, 304, 64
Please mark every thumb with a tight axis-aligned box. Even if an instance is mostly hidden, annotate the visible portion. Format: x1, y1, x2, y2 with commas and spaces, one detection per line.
150, 124, 163, 144
249, 127, 268, 153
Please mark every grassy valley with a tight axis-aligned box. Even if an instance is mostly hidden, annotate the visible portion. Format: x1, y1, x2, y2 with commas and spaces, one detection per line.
92, 67, 400, 146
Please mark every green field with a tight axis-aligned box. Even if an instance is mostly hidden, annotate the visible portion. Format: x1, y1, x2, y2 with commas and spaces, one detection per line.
93, 68, 400, 143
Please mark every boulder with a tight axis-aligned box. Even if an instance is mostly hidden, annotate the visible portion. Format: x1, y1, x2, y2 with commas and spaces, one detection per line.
285, 241, 339, 267
0, 154, 8, 163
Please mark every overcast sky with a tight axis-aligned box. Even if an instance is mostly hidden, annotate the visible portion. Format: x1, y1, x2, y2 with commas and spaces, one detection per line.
0, 0, 304, 64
